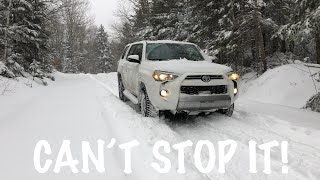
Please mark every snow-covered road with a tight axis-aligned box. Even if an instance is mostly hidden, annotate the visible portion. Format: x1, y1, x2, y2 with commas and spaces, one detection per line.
0, 72, 319, 180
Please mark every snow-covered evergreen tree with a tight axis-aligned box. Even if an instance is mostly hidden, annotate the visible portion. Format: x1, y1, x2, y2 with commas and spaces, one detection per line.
95, 25, 113, 73
275, 0, 320, 64
138, 0, 182, 40
0, 0, 52, 77
29, 60, 44, 79
62, 42, 78, 73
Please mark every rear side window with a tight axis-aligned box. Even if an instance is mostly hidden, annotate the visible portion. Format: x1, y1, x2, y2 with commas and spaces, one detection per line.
126, 44, 143, 61
121, 46, 129, 59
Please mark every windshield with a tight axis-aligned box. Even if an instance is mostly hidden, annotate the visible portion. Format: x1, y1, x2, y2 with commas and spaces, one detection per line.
146, 43, 205, 61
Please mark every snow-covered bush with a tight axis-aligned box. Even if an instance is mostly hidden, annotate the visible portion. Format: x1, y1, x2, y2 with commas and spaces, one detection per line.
267, 52, 299, 66
29, 60, 45, 79
29, 60, 50, 86
0, 61, 15, 78
6, 53, 26, 77
41, 54, 55, 74
305, 93, 320, 113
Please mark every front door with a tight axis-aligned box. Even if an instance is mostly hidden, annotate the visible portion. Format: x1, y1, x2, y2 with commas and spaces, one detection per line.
126, 43, 143, 95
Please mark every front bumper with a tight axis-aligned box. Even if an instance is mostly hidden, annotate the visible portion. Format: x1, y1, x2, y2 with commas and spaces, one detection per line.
177, 94, 231, 111
145, 73, 239, 112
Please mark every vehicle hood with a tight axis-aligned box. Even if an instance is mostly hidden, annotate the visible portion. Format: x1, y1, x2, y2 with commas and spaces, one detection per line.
145, 60, 232, 75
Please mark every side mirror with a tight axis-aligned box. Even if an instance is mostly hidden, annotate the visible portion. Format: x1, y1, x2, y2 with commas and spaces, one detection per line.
207, 55, 217, 63
127, 55, 140, 63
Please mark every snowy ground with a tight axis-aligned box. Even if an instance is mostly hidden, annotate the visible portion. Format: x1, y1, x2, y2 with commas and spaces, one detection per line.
0, 64, 320, 180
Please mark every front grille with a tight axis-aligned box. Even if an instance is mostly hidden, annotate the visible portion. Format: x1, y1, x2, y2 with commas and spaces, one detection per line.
185, 75, 224, 80
181, 86, 228, 95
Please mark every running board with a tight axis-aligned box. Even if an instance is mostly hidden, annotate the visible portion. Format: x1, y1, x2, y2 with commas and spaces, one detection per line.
124, 90, 139, 104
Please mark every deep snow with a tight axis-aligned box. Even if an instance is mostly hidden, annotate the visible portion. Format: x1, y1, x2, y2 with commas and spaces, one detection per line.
241, 63, 320, 108
0, 64, 320, 180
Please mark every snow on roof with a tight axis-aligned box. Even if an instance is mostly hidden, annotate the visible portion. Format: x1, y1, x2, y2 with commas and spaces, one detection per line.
129, 40, 195, 46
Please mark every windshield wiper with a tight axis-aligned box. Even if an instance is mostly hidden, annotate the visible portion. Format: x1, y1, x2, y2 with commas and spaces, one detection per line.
148, 59, 168, 61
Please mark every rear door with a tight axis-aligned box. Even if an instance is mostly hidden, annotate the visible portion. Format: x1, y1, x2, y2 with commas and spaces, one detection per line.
127, 43, 144, 95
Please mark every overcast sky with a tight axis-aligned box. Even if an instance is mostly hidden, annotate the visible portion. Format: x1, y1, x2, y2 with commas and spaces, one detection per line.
90, 0, 119, 32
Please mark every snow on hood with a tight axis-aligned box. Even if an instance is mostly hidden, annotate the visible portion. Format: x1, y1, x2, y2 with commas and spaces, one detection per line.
145, 59, 232, 75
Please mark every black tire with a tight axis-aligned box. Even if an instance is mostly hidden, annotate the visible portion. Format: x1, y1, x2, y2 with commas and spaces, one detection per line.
139, 89, 158, 117
118, 75, 128, 102
218, 104, 234, 117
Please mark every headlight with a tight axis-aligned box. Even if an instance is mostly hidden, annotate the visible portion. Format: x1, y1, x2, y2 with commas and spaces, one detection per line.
153, 71, 179, 81
228, 73, 240, 80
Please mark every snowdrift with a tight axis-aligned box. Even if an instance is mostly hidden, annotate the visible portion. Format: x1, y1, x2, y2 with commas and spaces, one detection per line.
242, 63, 320, 108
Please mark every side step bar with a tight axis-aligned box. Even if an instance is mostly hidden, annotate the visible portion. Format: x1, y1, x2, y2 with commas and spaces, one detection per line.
123, 90, 139, 104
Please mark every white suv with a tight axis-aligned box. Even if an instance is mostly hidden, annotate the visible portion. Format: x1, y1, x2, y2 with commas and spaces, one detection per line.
117, 40, 239, 117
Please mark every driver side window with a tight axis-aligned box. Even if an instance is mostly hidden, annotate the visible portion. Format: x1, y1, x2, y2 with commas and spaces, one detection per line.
126, 45, 136, 61
126, 44, 143, 61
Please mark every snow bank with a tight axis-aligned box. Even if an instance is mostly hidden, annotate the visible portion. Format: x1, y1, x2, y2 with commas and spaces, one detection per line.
242, 64, 320, 108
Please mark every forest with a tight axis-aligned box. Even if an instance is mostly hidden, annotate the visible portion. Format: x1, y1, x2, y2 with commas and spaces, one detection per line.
0, 0, 114, 80
0, 0, 320, 79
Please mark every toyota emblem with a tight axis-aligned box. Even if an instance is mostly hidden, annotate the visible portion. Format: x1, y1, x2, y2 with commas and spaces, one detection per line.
201, 75, 211, 82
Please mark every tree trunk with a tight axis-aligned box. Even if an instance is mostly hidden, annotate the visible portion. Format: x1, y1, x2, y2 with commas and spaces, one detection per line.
288, 40, 294, 53
254, 0, 267, 72
251, 39, 256, 62
3, 0, 12, 63
280, 39, 286, 53
316, 31, 320, 64
257, 26, 267, 72
230, 0, 239, 71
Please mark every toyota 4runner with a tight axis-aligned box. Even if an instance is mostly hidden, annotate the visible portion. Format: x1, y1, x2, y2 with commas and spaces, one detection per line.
117, 40, 239, 117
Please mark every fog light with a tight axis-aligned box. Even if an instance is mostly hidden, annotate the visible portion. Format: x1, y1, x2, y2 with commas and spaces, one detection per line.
234, 88, 238, 94
160, 90, 169, 97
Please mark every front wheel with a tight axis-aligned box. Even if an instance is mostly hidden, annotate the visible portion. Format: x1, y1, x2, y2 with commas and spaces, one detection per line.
139, 89, 158, 117
218, 104, 234, 117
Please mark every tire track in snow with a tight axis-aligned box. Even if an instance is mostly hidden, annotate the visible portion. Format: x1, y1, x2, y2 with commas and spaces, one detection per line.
171, 109, 320, 179
89, 75, 210, 180
89, 74, 320, 180
90, 75, 255, 180
90, 74, 291, 180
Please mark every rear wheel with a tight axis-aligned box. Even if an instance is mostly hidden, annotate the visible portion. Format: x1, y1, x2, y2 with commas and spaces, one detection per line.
139, 89, 158, 117
118, 76, 128, 102
218, 104, 234, 117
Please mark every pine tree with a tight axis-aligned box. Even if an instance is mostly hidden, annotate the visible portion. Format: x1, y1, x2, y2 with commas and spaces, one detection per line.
0, 0, 51, 77
141, 0, 181, 40
276, 0, 320, 64
95, 25, 113, 73
62, 42, 78, 73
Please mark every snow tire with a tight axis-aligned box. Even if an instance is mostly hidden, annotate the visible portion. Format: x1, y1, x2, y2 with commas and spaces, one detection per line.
140, 89, 158, 117
218, 104, 234, 117
118, 75, 128, 102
